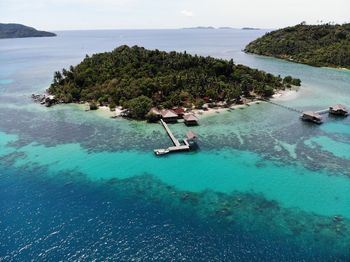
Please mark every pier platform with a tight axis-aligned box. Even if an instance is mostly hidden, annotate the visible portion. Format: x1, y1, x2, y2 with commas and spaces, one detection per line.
154, 120, 193, 155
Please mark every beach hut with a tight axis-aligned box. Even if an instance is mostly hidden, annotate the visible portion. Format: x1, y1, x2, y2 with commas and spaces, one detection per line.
183, 114, 199, 126
300, 111, 323, 124
329, 104, 349, 116
161, 109, 178, 123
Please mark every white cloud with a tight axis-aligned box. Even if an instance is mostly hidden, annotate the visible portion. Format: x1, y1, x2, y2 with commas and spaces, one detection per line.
181, 9, 193, 17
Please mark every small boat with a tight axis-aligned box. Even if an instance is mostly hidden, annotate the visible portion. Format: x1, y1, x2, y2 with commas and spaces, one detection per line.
154, 148, 170, 155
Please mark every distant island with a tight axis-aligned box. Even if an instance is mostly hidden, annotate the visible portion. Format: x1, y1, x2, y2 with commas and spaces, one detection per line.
47, 45, 300, 120
242, 27, 260, 30
218, 27, 234, 30
182, 26, 215, 30
0, 23, 56, 39
244, 23, 350, 69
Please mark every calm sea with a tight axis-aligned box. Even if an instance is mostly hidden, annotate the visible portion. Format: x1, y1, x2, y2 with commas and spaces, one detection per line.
0, 29, 350, 261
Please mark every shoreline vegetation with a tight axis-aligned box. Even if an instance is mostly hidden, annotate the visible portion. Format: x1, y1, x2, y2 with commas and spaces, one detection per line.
76, 88, 299, 120
244, 23, 350, 69
46, 45, 301, 121
0, 23, 56, 39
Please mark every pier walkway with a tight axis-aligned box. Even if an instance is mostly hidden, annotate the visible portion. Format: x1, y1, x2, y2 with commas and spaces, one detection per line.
154, 120, 191, 155
160, 119, 181, 147
315, 109, 330, 115
260, 98, 303, 113
261, 98, 331, 115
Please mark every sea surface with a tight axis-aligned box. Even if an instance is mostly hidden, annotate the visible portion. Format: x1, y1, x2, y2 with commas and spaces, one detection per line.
0, 29, 350, 261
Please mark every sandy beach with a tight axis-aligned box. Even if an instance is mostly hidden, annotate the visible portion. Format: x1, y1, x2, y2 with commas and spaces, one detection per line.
271, 87, 300, 101
82, 88, 299, 120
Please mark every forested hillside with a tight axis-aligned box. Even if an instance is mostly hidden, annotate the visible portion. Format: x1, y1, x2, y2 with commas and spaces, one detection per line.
0, 23, 56, 39
245, 23, 350, 69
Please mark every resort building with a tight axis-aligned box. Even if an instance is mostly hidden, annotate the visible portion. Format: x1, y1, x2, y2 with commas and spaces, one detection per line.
300, 111, 323, 124
329, 104, 349, 116
183, 114, 199, 126
161, 109, 178, 123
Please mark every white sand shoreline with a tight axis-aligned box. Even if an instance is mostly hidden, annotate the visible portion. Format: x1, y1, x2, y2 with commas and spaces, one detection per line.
271, 88, 300, 102
79, 88, 300, 120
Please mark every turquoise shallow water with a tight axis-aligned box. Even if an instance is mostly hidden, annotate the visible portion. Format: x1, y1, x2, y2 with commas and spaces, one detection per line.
0, 29, 350, 260
2, 131, 349, 218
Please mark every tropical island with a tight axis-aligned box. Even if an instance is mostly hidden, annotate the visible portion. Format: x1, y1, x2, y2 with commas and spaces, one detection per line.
47, 45, 301, 120
0, 23, 56, 39
244, 23, 350, 69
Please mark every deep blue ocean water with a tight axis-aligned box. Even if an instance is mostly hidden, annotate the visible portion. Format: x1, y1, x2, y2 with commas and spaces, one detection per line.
0, 29, 350, 261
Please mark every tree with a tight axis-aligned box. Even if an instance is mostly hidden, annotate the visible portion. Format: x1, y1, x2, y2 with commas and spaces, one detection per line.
123, 96, 153, 119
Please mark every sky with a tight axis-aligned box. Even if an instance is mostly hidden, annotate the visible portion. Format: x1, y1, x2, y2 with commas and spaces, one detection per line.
0, 0, 349, 31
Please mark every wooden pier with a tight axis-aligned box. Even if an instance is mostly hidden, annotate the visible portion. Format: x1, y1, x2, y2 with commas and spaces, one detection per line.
260, 98, 303, 113
160, 119, 181, 147
260, 99, 348, 124
315, 109, 330, 115
154, 120, 192, 155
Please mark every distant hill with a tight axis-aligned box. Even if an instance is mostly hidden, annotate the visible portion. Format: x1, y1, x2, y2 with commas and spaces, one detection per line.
244, 23, 350, 69
218, 27, 234, 30
0, 23, 56, 39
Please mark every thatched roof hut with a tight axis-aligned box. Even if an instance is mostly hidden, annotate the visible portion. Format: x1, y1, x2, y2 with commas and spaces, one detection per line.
329, 104, 348, 116
301, 111, 323, 124
161, 109, 178, 122
183, 114, 199, 126
186, 131, 197, 141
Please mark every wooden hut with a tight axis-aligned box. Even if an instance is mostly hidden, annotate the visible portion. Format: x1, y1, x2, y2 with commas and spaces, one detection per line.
300, 111, 323, 124
186, 131, 197, 141
161, 109, 178, 123
183, 114, 199, 126
329, 104, 349, 116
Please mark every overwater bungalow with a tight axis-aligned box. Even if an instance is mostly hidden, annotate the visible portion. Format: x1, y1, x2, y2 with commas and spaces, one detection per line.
329, 104, 349, 116
186, 131, 197, 141
183, 114, 199, 126
186, 131, 198, 147
161, 109, 178, 123
300, 111, 323, 124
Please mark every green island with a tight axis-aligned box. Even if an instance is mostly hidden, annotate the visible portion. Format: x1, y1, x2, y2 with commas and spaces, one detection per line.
48, 45, 300, 119
244, 23, 350, 69
0, 23, 56, 39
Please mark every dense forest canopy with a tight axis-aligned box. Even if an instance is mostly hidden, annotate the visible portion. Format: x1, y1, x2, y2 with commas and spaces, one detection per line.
245, 23, 350, 69
0, 23, 56, 39
48, 45, 300, 119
